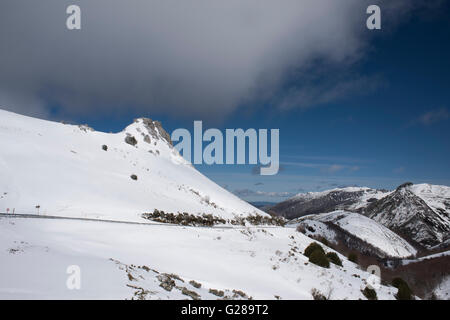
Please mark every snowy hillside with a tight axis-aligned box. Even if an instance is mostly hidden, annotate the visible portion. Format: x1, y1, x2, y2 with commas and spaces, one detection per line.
291, 211, 417, 259
0, 109, 263, 222
268, 182, 449, 250
364, 183, 450, 248
0, 215, 398, 300
290, 187, 386, 202
410, 184, 450, 220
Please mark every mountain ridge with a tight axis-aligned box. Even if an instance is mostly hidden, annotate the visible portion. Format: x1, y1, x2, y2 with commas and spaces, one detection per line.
363, 183, 450, 248
268, 183, 450, 250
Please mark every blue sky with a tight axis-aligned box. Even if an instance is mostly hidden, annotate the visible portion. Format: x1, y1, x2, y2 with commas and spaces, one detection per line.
2, 1, 449, 202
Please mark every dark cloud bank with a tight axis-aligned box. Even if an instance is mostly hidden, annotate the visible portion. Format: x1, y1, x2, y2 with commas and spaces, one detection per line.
0, 0, 434, 120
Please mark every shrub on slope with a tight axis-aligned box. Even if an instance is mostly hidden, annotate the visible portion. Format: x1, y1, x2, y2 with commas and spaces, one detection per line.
309, 250, 330, 268
362, 286, 378, 300
392, 277, 413, 300
326, 252, 342, 267
304, 242, 325, 257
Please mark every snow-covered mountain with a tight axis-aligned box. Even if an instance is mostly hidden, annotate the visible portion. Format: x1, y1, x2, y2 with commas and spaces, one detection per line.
1, 109, 445, 299
291, 211, 417, 259
267, 187, 390, 219
0, 109, 263, 222
363, 183, 450, 249
0, 215, 399, 300
269, 182, 450, 250
409, 184, 450, 221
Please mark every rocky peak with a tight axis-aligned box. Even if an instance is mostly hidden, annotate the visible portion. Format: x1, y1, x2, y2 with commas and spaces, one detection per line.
363, 183, 450, 248
138, 118, 173, 146
124, 118, 173, 147
396, 182, 414, 192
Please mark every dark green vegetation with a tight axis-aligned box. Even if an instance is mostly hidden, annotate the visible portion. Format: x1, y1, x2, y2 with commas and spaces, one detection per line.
309, 250, 330, 268
362, 286, 378, 300
304, 242, 325, 257
142, 209, 285, 227
326, 252, 342, 266
347, 252, 358, 263
392, 277, 413, 300
304, 242, 344, 269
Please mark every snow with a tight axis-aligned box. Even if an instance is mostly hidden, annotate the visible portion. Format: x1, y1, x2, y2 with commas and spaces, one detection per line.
433, 276, 450, 300
410, 184, 450, 206
0, 215, 398, 300
293, 211, 417, 258
288, 186, 391, 212
366, 184, 450, 247
0, 109, 263, 222
292, 220, 338, 244
0, 109, 424, 299
410, 183, 450, 221
346, 190, 392, 211
291, 187, 371, 201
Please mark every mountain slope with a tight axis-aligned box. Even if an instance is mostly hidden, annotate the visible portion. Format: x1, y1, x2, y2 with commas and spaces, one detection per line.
291, 211, 417, 259
268, 187, 389, 219
0, 109, 263, 222
0, 215, 399, 300
410, 184, 450, 222
363, 183, 450, 248
269, 182, 450, 250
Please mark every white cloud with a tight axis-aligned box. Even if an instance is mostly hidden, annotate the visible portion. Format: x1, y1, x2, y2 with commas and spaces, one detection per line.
321, 164, 345, 174
418, 108, 449, 125
283, 161, 361, 174
277, 74, 383, 111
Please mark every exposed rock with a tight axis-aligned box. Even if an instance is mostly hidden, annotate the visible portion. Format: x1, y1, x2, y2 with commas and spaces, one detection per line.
136, 118, 172, 146
125, 134, 138, 146
189, 280, 202, 288
232, 289, 248, 299
78, 124, 94, 132
396, 182, 414, 191
209, 288, 224, 297
157, 274, 176, 292
181, 287, 200, 300
363, 185, 450, 248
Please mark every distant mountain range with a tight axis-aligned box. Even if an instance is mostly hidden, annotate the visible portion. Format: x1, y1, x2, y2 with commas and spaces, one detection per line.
248, 201, 278, 209
266, 183, 450, 250
264, 187, 389, 219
